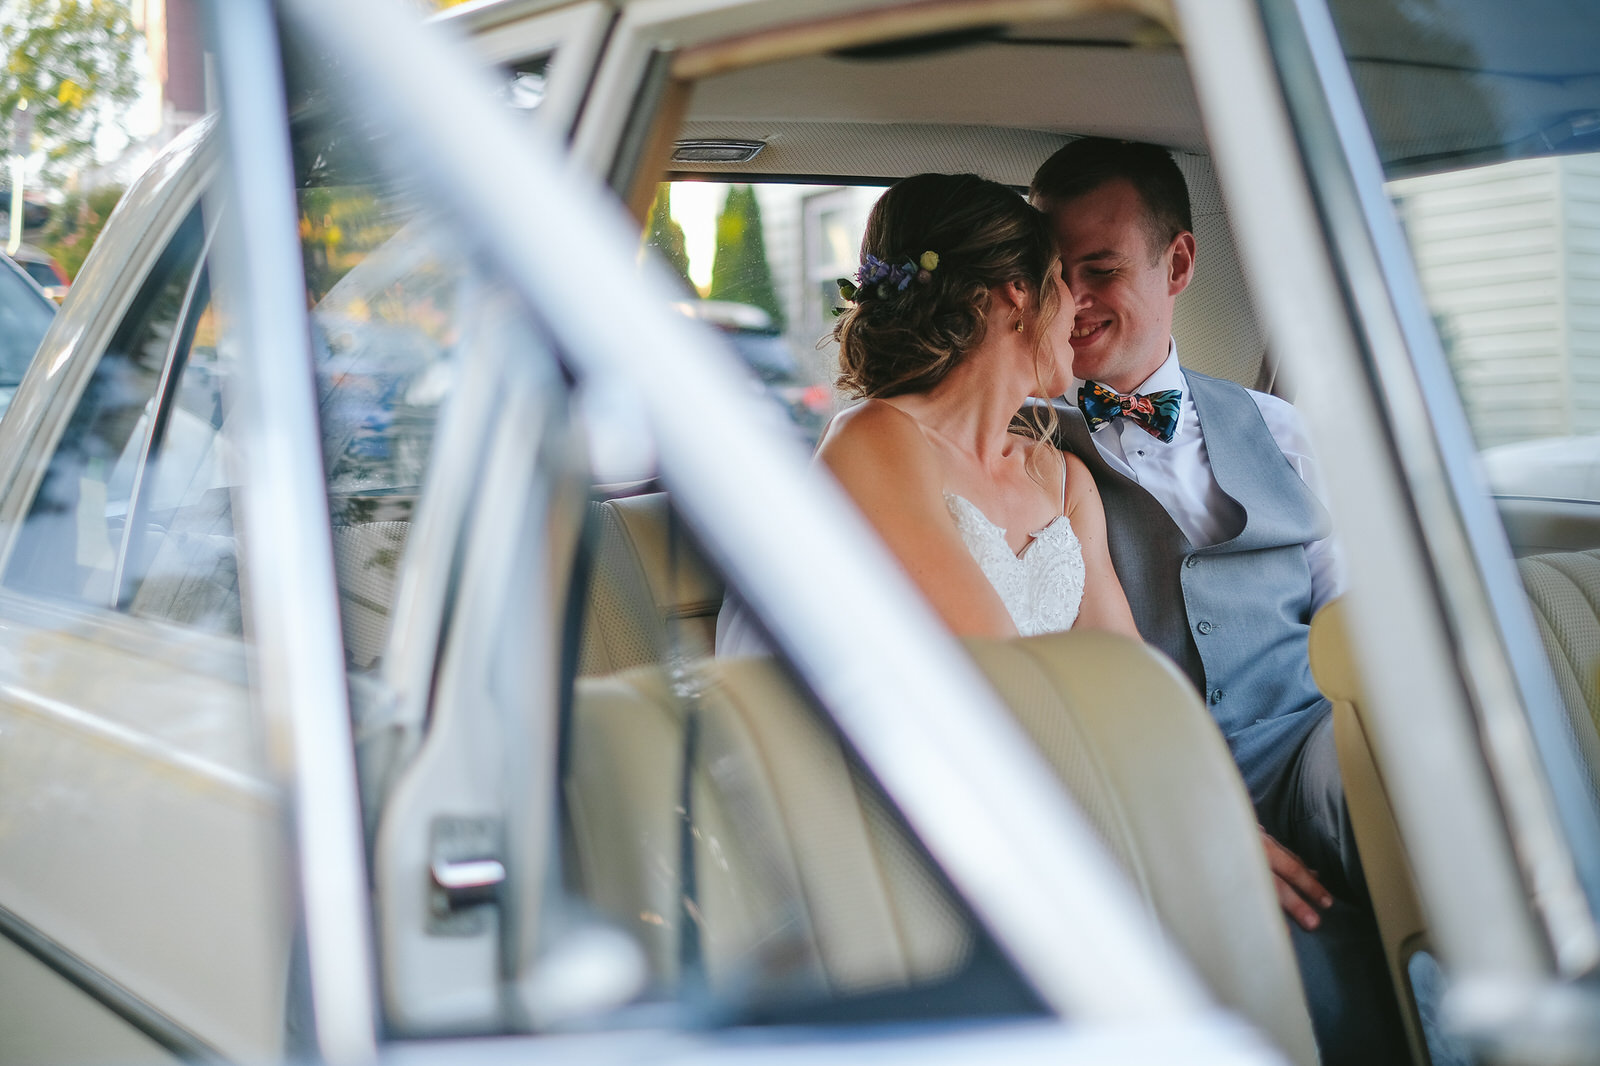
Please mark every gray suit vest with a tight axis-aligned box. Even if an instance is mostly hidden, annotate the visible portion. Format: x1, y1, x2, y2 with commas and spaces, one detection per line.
1053, 369, 1332, 800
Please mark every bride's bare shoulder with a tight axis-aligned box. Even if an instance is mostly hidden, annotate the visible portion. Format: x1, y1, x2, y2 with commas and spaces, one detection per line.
820, 399, 929, 456
817, 399, 940, 485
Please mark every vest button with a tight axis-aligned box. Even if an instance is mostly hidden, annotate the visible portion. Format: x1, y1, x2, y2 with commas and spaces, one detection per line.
1209, 689, 1224, 704
1184, 555, 1199, 569
1197, 620, 1214, 635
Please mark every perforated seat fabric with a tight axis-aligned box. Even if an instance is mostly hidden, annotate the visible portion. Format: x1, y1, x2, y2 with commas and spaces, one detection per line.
967, 632, 1316, 1066
565, 631, 1317, 1063
333, 521, 411, 670
577, 494, 725, 676
565, 657, 972, 1000
1518, 550, 1600, 767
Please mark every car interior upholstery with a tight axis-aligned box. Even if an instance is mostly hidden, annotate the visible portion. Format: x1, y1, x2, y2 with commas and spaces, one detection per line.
578, 494, 724, 676
566, 626, 1319, 1063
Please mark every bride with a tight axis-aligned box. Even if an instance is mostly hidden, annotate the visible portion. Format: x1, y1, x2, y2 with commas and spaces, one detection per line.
723, 172, 1137, 648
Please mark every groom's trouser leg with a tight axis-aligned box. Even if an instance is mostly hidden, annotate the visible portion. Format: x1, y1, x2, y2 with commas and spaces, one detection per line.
1261, 714, 1409, 1066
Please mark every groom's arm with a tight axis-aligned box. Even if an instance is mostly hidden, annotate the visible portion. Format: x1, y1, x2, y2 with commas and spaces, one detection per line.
1251, 392, 1346, 611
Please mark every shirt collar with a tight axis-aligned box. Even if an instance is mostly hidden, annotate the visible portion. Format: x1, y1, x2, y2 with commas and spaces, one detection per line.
1071, 338, 1183, 403
1131, 339, 1184, 397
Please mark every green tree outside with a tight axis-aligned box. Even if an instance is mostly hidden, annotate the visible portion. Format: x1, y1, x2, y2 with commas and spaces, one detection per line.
709, 184, 784, 329
37, 178, 120, 277
1, 0, 141, 184
643, 183, 695, 295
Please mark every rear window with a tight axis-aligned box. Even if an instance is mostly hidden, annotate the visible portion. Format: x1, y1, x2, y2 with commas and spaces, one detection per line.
20, 259, 62, 289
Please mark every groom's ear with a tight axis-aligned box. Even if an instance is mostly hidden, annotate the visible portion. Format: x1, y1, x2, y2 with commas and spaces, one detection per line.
1166, 231, 1196, 297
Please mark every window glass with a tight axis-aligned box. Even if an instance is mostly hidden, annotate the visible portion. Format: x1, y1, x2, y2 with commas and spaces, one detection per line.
1326, 0, 1600, 504
646, 180, 876, 446
0, 263, 54, 385
1326, 0, 1600, 913
295, 155, 464, 673
20, 260, 56, 288
501, 54, 550, 113
3, 207, 243, 636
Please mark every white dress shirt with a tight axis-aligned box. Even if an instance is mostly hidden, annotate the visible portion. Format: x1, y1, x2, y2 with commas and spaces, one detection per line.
1073, 341, 1345, 612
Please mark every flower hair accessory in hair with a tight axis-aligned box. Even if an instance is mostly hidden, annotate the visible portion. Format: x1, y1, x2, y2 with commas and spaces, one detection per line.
837, 250, 940, 304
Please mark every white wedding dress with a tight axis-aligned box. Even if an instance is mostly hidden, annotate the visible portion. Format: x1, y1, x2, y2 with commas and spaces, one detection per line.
942, 491, 1085, 636
716, 476, 1086, 656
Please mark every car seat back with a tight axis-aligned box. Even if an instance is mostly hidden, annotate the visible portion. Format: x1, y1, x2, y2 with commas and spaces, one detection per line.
1308, 598, 1434, 1066
565, 630, 1317, 1062
577, 493, 724, 676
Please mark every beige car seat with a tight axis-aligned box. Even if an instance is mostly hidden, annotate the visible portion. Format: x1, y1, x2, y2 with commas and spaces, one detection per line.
1516, 549, 1600, 774
1308, 598, 1434, 1066
577, 494, 724, 676
565, 630, 1318, 1064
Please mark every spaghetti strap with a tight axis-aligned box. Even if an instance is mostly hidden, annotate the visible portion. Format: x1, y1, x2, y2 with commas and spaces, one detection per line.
1058, 449, 1069, 517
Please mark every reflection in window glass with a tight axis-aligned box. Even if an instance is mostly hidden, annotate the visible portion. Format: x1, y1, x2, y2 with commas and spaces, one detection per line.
3, 207, 243, 637
287, 48, 468, 675
1328, 0, 1600, 938
298, 187, 463, 672
0, 261, 53, 386
502, 55, 550, 112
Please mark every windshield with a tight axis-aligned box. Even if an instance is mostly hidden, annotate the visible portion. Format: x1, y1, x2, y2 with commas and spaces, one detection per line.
0, 261, 54, 386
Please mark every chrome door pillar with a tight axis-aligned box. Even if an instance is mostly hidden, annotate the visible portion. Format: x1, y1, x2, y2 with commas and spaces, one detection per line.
206, 2, 379, 1061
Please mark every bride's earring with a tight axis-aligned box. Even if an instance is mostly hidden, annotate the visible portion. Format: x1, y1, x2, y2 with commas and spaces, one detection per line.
1014, 316, 1025, 333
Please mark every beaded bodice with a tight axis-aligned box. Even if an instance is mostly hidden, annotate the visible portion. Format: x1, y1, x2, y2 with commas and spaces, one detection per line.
943, 493, 1085, 636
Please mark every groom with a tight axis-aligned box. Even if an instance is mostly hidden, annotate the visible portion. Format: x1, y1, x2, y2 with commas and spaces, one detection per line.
1030, 138, 1406, 1065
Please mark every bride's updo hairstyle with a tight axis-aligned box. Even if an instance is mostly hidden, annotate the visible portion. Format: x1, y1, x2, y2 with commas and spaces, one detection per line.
835, 172, 1062, 400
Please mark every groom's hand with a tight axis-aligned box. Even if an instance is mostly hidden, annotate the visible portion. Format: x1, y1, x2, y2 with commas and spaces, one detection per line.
1261, 827, 1333, 931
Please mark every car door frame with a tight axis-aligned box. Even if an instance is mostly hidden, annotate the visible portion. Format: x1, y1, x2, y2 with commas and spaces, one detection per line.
438, 0, 618, 140
1179, 0, 1599, 1017
244, 0, 1278, 1059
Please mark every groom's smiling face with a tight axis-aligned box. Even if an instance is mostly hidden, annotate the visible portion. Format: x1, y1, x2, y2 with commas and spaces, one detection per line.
1047, 178, 1193, 394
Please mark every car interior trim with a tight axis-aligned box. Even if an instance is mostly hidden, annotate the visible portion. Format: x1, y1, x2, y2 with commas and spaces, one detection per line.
608, 48, 690, 217
668, 0, 1176, 82
0, 902, 226, 1063
1268, 0, 1600, 975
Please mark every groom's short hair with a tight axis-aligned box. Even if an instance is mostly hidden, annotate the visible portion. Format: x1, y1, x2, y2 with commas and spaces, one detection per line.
1030, 138, 1192, 258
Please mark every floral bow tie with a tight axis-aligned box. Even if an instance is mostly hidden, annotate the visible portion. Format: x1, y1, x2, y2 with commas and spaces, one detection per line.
1078, 381, 1182, 443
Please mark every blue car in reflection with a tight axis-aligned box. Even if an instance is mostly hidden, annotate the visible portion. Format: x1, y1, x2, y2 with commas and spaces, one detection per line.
0, 253, 56, 418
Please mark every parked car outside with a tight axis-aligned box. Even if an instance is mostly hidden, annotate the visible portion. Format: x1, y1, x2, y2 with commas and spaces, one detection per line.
5, 243, 70, 303
3, 1, 1600, 1066
0, 252, 55, 419
674, 298, 831, 443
